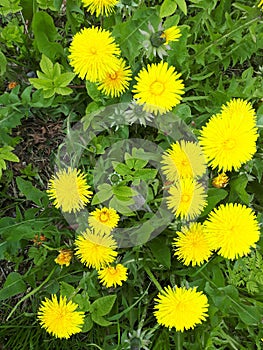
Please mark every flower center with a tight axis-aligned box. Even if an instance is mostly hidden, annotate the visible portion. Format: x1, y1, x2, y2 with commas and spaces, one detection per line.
181, 159, 189, 167
109, 72, 118, 80
90, 47, 97, 55
181, 194, 191, 203
150, 81, 165, 95
99, 212, 110, 223
109, 267, 117, 275
222, 138, 236, 150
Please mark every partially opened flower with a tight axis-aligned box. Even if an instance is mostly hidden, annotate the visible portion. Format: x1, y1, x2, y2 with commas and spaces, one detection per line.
82, 0, 118, 17
98, 58, 132, 98
47, 168, 92, 213
154, 286, 209, 331
133, 61, 184, 115
88, 207, 120, 234
160, 26, 181, 45
75, 229, 117, 269
167, 178, 207, 220
98, 264, 128, 287
204, 203, 260, 260
38, 295, 84, 339
55, 249, 73, 267
212, 173, 229, 188
161, 140, 206, 182
69, 27, 120, 82
173, 223, 212, 266
199, 99, 258, 172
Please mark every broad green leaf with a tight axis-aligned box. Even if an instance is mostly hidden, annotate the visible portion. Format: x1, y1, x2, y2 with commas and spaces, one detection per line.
16, 177, 46, 206
28, 246, 47, 265
0, 0, 22, 15
91, 184, 113, 205
199, 188, 228, 217
231, 304, 261, 325
72, 292, 91, 312
133, 168, 158, 181
29, 77, 53, 90
175, 0, 187, 15
229, 174, 250, 204
82, 315, 93, 332
0, 272, 26, 301
160, 0, 177, 18
32, 11, 63, 59
91, 295, 116, 317
112, 185, 136, 198
39, 54, 54, 77
148, 236, 171, 268
54, 87, 73, 95
60, 281, 75, 298
55, 72, 75, 87
91, 314, 111, 327
0, 146, 19, 162
21, 86, 32, 104
112, 161, 132, 176
0, 51, 7, 75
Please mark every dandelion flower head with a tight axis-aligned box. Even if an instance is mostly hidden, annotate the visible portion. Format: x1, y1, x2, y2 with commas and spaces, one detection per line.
173, 222, 213, 266
69, 27, 121, 82
161, 140, 207, 182
54, 249, 73, 267
47, 167, 92, 213
259, 0, 263, 8
75, 229, 118, 269
199, 99, 258, 172
167, 178, 207, 220
204, 203, 260, 260
88, 207, 120, 234
38, 295, 84, 339
212, 173, 229, 188
154, 286, 209, 331
98, 58, 132, 98
98, 264, 128, 287
82, 0, 118, 17
133, 61, 184, 115
160, 26, 181, 45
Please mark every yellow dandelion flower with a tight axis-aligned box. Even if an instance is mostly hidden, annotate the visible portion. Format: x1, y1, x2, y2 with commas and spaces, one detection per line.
167, 178, 207, 220
88, 207, 120, 234
133, 61, 184, 115
68, 27, 121, 82
82, 0, 118, 16
212, 173, 229, 188
199, 100, 258, 172
75, 229, 117, 269
55, 249, 73, 267
47, 168, 92, 213
98, 58, 132, 97
160, 26, 181, 45
38, 295, 84, 339
161, 140, 207, 182
258, 0, 263, 8
204, 203, 260, 260
221, 98, 257, 124
173, 223, 213, 266
154, 286, 209, 331
98, 264, 128, 287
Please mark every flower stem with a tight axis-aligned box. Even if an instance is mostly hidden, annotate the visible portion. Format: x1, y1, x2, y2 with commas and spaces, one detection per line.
144, 265, 162, 292
176, 332, 183, 350
6, 267, 56, 321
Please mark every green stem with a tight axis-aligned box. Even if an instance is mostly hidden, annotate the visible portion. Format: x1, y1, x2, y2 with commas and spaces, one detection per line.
194, 16, 259, 59
176, 332, 183, 350
144, 265, 162, 292
6, 267, 56, 321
